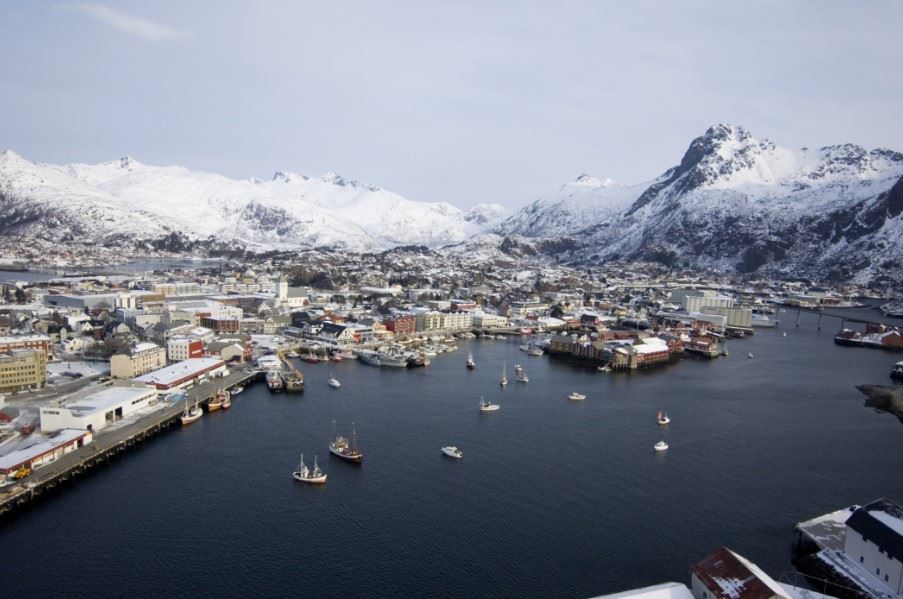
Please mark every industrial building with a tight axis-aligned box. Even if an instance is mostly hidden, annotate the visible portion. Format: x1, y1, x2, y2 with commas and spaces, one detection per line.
133, 357, 227, 391
0, 429, 93, 475
40, 383, 158, 433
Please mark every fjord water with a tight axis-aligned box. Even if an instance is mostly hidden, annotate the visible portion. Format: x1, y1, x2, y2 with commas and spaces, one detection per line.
2, 311, 902, 598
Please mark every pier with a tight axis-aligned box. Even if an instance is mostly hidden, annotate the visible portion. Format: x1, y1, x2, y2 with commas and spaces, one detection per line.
0, 369, 258, 519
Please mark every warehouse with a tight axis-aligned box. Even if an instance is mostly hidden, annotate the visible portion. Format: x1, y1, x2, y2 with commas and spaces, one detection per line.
40, 383, 158, 432
133, 357, 227, 391
0, 429, 93, 475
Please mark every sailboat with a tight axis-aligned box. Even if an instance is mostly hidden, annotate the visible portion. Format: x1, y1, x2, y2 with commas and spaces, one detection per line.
657, 410, 670, 425
466, 351, 475, 370
329, 421, 362, 463
499, 361, 508, 387
479, 396, 500, 412
292, 453, 327, 484
327, 372, 341, 388
180, 396, 203, 425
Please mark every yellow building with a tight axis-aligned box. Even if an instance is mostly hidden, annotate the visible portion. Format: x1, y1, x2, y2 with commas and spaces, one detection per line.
0, 349, 48, 393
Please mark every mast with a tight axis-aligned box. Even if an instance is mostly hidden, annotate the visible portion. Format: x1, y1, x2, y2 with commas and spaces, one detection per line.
352, 422, 357, 451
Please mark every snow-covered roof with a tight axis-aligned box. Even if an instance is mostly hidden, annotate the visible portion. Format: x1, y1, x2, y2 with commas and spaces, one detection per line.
0, 429, 90, 471
691, 546, 791, 599
60, 385, 156, 416
134, 358, 225, 386
589, 582, 693, 599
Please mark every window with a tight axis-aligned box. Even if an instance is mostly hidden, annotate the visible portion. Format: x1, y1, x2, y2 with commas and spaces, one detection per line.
885, 574, 889, 582
876, 567, 880, 576
860, 556, 864, 563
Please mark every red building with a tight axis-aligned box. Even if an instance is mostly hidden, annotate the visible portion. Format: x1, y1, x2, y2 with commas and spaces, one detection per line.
0, 335, 53, 360
200, 317, 241, 334
385, 315, 416, 336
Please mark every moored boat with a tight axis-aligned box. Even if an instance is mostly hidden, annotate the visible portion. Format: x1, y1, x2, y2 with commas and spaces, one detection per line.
222, 393, 232, 410
441, 446, 463, 459
266, 369, 285, 392
329, 423, 362, 463
527, 346, 544, 357
208, 388, 229, 412
292, 453, 327, 484
231, 386, 244, 395
479, 396, 500, 412
568, 392, 586, 401
180, 397, 203, 425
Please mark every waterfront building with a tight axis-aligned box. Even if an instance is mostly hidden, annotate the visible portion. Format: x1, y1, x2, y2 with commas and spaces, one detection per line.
0, 429, 93, 475
841, 499, 903, 594
40, 383, 157, 433
133, 357, 227, 391
0, 349, 47, 393
691, 547, 796, 599
110, 342, 167, 379
472, 312, 508, 328
384, 315, 417, 336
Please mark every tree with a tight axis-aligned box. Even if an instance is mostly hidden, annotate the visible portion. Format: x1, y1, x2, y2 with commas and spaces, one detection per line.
14, 289, 27, 304
550, 303, 565, 319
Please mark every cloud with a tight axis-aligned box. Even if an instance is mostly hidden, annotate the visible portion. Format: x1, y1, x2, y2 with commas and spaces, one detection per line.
68, 3, 186, 41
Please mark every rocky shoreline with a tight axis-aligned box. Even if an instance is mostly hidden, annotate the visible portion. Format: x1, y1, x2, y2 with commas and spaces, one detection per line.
856, 384, 903, 423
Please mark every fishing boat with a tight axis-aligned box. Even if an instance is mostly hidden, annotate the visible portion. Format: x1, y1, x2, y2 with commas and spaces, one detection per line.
222, 393, 232, 410
479, 396, 500, 412
302, 350, 322, 364
329, 423, 362, 463
327, 373, 341, 388
514, 364, 528, 383
466, 351, 475, 370
499, 361, 508, 387
292, 453, 327, 484
331, 353, 343, 363
180, 397, 203, 425
441, 446, 463, 459
527, 346, 544, 357
657, 411, 670, 425
335, 350, 357, 361
285, 350, 300, 358
654, 441, 669, 452
266, 370, 284, 392
231, 386, 244, 395
208, 389, 229, 412
568, 392, 586, 401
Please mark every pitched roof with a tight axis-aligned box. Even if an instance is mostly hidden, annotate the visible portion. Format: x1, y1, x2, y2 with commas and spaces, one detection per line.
691, 547, 789, 599
845, 498, 903, 563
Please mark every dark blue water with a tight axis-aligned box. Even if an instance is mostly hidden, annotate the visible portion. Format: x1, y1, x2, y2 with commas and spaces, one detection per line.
2, 311, 902, 598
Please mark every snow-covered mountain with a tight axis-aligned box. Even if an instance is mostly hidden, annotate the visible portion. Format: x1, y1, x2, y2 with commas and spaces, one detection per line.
0, 151, 508, 252
497, 124, 903, 284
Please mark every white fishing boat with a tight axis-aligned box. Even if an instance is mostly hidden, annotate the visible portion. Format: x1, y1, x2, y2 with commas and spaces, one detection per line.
329, 422, 362, 463
527, 347, 544, 357
327, 372, 341, 388
180, 397, 203, 425
514, 364, 528, 383
654, 441, 669, 452
657, 410, 670, 425
441, 446, 463, 459
479, 396, 500, 412
568, 392, 586, 401
499, 361, 508, 387
292, 453, 327, 484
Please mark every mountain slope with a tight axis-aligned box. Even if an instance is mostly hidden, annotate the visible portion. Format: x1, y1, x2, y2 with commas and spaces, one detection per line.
0, 151, 508, 252
497, 124, 903, 284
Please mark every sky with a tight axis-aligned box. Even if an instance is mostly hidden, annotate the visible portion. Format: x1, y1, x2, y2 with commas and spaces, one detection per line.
1, 1, 901, 209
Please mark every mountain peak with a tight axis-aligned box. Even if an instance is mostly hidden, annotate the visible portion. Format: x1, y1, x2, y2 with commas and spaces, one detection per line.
1, 149, 25, 162
573, 174, 617, 187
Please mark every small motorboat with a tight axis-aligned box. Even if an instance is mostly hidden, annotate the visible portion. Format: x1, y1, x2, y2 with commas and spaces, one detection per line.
285, 351, 300, 358
466, 351, 475, 370
568, 392, 586, 401
231, 386, 244, 395
657, 410, 670, 425
747, 352, 754, 359
327, 373, 341, 389
292, 454, 327, 484
596, 364, 611, 372
527, 347, 544, 357
331, 353, 343, 362
479, 397, 500, 412
441, 446, 463, 459
654, 441, 669, 452
514, 364, 528, 383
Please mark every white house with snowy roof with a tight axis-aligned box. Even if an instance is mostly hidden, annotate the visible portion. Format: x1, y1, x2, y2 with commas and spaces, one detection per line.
841, 498, 903, 595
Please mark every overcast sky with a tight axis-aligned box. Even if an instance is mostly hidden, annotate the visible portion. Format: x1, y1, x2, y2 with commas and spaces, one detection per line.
1, 1, 901, 209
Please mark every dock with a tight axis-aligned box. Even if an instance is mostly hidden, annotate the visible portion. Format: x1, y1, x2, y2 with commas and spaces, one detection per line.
0, 368, 258, 519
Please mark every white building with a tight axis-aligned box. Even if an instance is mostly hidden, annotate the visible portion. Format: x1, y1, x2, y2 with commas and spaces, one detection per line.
134, 357, 227, 391
40, 383, 158, 433
841, 499, 903, 594
472, 312, 508, 328
167, 335, 203, 362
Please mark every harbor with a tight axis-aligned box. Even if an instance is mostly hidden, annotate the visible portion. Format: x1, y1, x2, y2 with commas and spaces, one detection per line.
0, 368, 255, 518
1, 310, 901, 598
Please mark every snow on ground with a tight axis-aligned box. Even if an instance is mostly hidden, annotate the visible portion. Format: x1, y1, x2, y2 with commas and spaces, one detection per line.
46, 360, 109, 380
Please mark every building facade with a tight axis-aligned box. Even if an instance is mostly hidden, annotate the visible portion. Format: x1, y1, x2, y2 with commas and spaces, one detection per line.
110, 342, 167, 379
0, 349, 48, 393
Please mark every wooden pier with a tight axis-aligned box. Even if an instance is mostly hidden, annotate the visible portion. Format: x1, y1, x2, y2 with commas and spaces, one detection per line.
0, 369, 258, 520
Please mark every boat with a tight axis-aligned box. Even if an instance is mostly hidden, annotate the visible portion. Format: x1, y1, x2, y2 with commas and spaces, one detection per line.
479, 396, 500, 412
747, 352, 754, 359
208, 388, 229, 412
327, 373, 341, 388
376, 350, 409, 367
519, 344, 530, 352
596, 364, 611, 372
657, 411, 670, 425
654, 441, 669, 452
222, 393, 232, 410
466, 351, 475, 370
514, 364, 528, 383
335, 350, 357, 361
441, 446, 463, 459
568, 392, 586, 401
302, 350, 322, 364
407, 352, 430, 368
331, 353, 343, 363
266, 369, 285, 392
285, 350, 300, 358
499, 361, 508, 387
329, 423, 362, 463
527, 347, 544, 357
292, 453, 327, 484
180, 397, 203, 425
231, 386, 244, 395
892, 361, 903, 381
